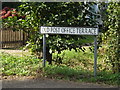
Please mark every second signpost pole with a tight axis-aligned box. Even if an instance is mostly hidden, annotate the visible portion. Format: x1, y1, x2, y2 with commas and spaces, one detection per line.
43, 34, 46, 67
94, 35, 97, 77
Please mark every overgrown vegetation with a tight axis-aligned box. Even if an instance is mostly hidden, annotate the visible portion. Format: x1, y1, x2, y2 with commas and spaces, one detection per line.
1, 48, 119, 85
1, 2, 119, 86
43, 65, 119, 85
2, 2, 100, 64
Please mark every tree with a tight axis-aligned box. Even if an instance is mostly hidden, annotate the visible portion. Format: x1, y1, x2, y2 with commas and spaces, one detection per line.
2, 2, 99, 64
2, 2, 22, 9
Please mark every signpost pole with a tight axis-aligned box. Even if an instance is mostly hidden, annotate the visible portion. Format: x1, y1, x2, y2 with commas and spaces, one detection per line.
41, 26, 98, 72
43, 34, 46, 67
94, 35, 97, 77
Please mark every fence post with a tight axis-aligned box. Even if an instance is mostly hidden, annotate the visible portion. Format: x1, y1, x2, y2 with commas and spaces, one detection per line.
0, 1, 2, 49
0, 29, 2, 49
23, 31, 25, 45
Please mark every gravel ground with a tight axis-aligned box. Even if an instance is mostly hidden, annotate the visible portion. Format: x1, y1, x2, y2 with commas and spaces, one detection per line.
2, 76, 118, 88
0, 49, 30, 56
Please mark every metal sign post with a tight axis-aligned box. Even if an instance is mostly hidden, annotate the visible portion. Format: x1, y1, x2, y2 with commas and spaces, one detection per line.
40, 26, 98, 77
43, 34, 46, 67
94, 35, 97, 77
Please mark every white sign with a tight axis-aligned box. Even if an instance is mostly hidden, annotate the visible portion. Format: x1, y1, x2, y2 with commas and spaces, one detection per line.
40, 26, 98, 35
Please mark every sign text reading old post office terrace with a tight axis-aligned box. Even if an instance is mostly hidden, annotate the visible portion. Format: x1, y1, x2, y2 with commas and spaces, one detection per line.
40, 26, 98, 35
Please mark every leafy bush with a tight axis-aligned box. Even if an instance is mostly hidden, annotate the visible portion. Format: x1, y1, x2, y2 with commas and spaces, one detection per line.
102, 2, 120, 73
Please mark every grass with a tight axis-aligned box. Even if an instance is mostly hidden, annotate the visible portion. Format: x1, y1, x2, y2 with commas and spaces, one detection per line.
1, 52, 41, 76
53, 47, 107, 71
43, 65, 92, 80
42, 64, 120, 85
50, 47, 119, 85
80, 35, 94, 44
1, 47, 119, 85
43, 65, 120, 85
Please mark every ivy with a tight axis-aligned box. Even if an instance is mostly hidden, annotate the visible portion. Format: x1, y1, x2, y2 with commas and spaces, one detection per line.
102, 2, 120, 73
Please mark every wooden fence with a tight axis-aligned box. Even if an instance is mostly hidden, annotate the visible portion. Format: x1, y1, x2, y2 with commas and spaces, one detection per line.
0, 29, 28, 48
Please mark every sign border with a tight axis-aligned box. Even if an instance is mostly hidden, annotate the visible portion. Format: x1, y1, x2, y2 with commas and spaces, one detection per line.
40, 26, 99, 35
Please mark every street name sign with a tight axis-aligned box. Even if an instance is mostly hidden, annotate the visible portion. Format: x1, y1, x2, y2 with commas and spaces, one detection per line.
40, 26, 98, 77
40, 26, 98, 35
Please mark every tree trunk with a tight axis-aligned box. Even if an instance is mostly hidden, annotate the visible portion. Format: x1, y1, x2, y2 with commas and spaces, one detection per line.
46, 47, 52, 65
